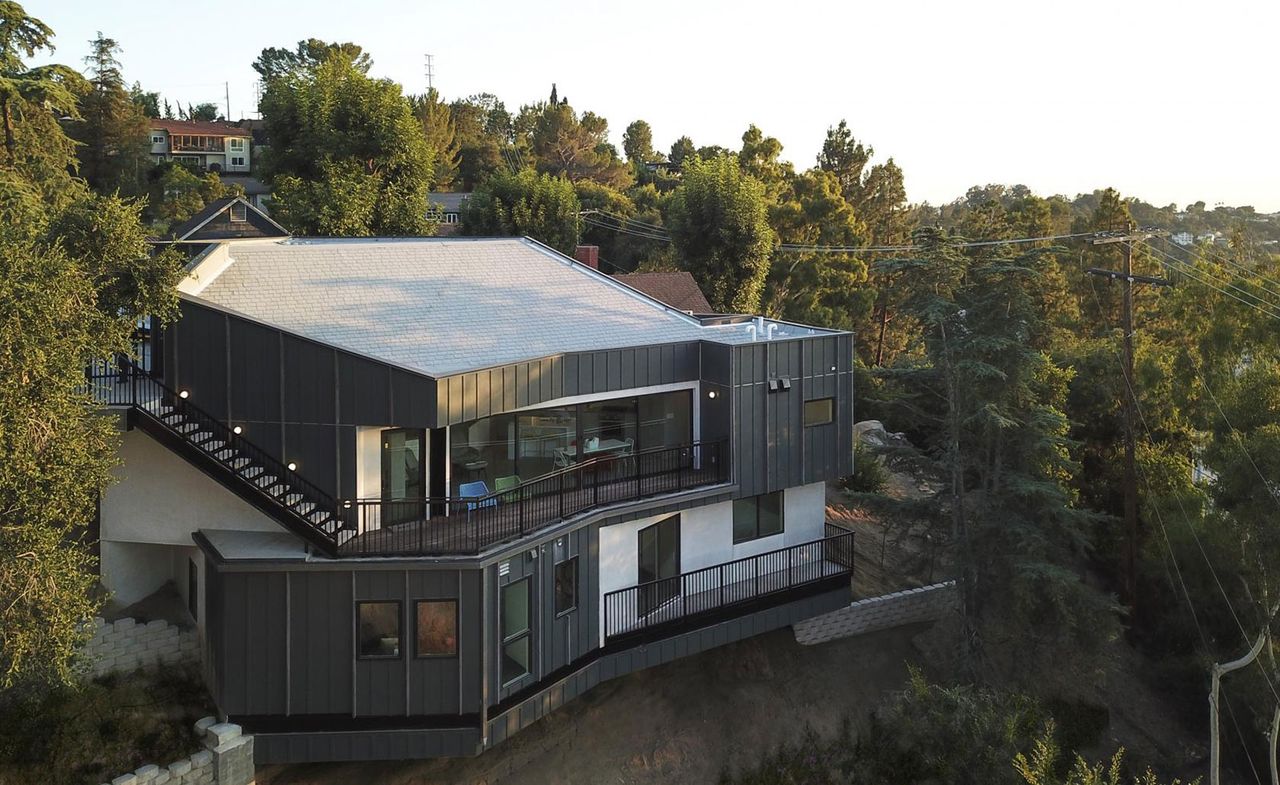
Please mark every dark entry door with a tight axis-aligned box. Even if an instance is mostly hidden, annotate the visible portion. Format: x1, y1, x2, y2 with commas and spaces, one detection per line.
637, 514, 680, 617
381, 428, 425, 525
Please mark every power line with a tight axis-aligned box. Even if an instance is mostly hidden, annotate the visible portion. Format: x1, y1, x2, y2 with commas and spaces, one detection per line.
1161, 238, 1280, 300
1145, 243, 1280, 320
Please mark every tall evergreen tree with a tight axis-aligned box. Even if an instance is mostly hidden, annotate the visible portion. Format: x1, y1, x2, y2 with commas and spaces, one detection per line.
410, 88, 460, 190
68, 32, 149, 196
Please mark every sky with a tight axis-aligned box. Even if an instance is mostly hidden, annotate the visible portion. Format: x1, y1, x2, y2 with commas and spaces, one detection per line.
26, 0, 1280, 212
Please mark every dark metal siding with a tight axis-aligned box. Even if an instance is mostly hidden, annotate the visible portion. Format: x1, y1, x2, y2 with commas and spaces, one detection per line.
731, 335, 855, 498
288, 571, 352, 715
216, 572, 288, 715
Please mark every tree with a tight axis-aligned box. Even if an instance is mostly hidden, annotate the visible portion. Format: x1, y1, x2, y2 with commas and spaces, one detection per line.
622, 119, 655, 164
524, 101, 632, 188
188, 101, 218, 121
668, 135, 695, 169
145, 160, 239, 231
666, 154, 776, 313
258, 41, 436, 236
459, 168, 581, 253
128, 81, 159, 117
67, 33, 149, 196
252, 38, 371, 81
0, 2, 85, 198
409, 88, 459, 189
738, 124, 793, 200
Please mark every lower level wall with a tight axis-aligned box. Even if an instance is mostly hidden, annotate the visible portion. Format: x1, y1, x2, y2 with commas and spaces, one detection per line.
81, 616, 199, 678
249, 582, 849, 764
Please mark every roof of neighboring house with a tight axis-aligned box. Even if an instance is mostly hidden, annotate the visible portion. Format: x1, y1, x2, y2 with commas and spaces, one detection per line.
164, 196, 288, 242
151, 119, 250, 137
219, 174, 271, 196
185, 237, 834, 376
611, 271, 713, 313
428, 192, 471, 213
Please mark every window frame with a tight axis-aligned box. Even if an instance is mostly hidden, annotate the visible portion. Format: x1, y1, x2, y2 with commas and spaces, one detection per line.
732, 491, 786, 544
414, 599, 458, 658
151, 134, 165, 145
554, 556, 578, 617
228, 137, 245, 152
229, 202, 248, 222
355, 600, 402, 660
803, 397, 834, 427
500, 578, 532, 686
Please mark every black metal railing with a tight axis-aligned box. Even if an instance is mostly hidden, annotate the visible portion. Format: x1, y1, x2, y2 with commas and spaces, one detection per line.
85, 359, 731, 559
602, 527, 854, 643
83, 360, 344, 554
339, 439, 729, 557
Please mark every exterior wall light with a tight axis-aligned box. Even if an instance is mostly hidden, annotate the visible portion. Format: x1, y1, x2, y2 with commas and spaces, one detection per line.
232, 426, 242, 435
708, 390, 718, 399
179, 390, 189, 399
287, 462, 297, 471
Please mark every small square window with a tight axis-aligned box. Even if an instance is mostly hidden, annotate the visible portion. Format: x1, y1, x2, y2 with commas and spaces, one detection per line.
230, 156, 246, 167
229, 203, 247, 222
803, 398, 833, 427
733, 492, 785, 543
356, 601, 400, 658
554, 557, 578, 616
152, 135, 165, 145
415, 600, 457, 657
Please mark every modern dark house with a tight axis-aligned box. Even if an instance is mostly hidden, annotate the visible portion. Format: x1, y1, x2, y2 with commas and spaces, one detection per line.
90, 234, 856, 763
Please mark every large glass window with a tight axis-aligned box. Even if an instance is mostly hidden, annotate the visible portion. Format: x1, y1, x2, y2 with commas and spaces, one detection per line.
733, 492, 785, 543
446, 391, 694, 496
415, 600, 457, 657
501, 579, 531, 684
638, 515, 681, 616
356, 601, 401, 659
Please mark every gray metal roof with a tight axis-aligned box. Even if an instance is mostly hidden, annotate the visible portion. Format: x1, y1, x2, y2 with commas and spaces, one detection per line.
190, 237, 834, 376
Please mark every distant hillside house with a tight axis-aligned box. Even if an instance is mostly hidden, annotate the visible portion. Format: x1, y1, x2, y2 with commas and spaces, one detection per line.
612, 271, 714, 314
150, 119, 252, 174
1171, 232, 1194, 247
219, 174, 272, 213
428, 192, 470, 235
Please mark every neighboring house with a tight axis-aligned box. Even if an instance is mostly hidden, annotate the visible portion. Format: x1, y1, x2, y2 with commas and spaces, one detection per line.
1171, 231, 1194, 247
612, 271, 714, 314
428, 192, 470, 235
87, 234, 856, 764
148, 196, 288, 263
150, 119, 252, 174
219, 174, 272, 213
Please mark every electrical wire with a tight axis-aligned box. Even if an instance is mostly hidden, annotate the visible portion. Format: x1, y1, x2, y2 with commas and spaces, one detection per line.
1144, 243, 1280, 321
1157, 239, 1280, 304
1163, 237, 1280, 296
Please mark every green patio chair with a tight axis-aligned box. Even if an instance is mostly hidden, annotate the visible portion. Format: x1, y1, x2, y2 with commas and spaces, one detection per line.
494, 474, 522, 503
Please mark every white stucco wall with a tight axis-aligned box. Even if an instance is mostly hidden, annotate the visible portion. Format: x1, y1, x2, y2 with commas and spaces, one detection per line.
99, 540, 205, 613
596, 481, 829, 643
355, 426, 386, 500
99, 429, 284, 547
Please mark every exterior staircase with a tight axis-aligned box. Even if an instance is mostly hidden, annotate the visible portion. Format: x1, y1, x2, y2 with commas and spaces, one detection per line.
86, 361, 343, 556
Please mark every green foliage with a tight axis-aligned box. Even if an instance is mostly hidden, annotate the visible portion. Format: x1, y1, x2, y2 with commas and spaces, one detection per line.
258, 40, 436, 236
842, 444, 888, 494
145, 160, 237, 232
622, 119, 655, 164
461, 168, 581, 253
1014, 729, 1195, 785
523, 100, 632, 188
67, 32, 150, 196
410, 88, 460, 189
666, 154, 776, 313
0, 663, 215, 785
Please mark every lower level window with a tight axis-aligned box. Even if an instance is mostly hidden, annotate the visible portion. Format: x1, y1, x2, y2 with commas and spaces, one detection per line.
554, 557, 578, 615
501, 578, 531, 684
416, 600, 458, 657
733, 492, 784, 543
356, 601, 401, 658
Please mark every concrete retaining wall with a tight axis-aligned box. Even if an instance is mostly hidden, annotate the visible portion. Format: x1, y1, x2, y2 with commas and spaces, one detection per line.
81, 616, 199, 678
793, 580, 958, 645
97, 717, 254, 785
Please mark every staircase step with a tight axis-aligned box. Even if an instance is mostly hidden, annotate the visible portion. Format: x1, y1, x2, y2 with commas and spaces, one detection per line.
264, 483, 286, 496
189, 431, 215, 445
280, 492, 304, 506
175, 423, 199, 434
254, 476, 279, 490
240, 466, 264, 479
294, 501, 316, 515
162, 411, 185, 424
202, 440, 227, 453
229, 457, 251, 468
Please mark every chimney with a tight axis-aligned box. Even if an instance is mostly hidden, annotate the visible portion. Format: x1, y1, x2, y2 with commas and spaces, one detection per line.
574, 245, 599, 270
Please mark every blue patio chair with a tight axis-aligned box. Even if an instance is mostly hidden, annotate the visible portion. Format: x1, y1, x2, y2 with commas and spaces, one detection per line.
459, 481, 497, 511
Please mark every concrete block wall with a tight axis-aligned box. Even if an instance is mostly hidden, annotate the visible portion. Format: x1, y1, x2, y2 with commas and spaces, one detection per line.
793, 580, 958, 645
81, 616, 200, 677
97, 717, 254, 785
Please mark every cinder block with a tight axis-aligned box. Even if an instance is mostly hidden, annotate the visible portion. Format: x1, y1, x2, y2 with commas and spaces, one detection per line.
194, 716, 217, 734
153, 773, 170, 785
189, 749, 213, 768
204, 722, 241, 748
134, 764, 159, 782
114, 618, 137, 632
145, 619, 168, 631
167, 759, 192, 777
111, 774, 138, 785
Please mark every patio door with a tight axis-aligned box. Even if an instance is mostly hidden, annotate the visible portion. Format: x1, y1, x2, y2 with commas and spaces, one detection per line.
381, 428, 425, 525
637, 514, 680, 617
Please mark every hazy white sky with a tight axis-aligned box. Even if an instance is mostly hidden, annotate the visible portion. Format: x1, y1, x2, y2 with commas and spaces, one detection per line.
27, 0, 1280, 211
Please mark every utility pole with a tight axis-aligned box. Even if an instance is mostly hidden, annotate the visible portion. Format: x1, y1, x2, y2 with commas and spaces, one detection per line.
424, 54, 435, 91
224, 81, 231, 121
1086, 224, 1169, 616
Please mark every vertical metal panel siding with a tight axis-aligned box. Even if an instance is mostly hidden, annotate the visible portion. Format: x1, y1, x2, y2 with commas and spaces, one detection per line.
407, 570, 463, 716
353, 571, 408, 716
175, 304, 229, 419
459, 569, 483, 713
221, 572, 288, 716
338, 354, 391, 424
282, 424, 340, 498
228, 318, 281, 424
289, 570, 353, 715
281, 335, 336, 423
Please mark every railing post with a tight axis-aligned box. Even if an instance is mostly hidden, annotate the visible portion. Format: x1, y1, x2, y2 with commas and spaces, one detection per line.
559, 471, 565, 520
593, 464, 599, 507
788, 546, 793, 588
719, 564, 725, 609
518, 486, 526, 534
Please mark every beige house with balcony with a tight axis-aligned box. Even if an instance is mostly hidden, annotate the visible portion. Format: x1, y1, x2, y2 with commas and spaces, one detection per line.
150, 119, 252, 173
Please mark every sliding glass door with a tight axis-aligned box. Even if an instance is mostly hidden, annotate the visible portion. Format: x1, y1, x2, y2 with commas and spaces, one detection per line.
637, 514, 680, 617
381, 428, 425, 525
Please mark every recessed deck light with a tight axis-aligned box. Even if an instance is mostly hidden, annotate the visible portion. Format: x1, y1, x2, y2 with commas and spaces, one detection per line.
179, 390, 189, 399
232, 426, 242, 435
708, 390, 718, 399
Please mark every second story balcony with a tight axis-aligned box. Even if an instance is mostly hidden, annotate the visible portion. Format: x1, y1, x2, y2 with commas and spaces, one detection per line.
169, 134, 226, 153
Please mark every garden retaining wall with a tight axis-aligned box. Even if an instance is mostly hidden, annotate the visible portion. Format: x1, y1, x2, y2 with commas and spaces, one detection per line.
793, 580, 958, 645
